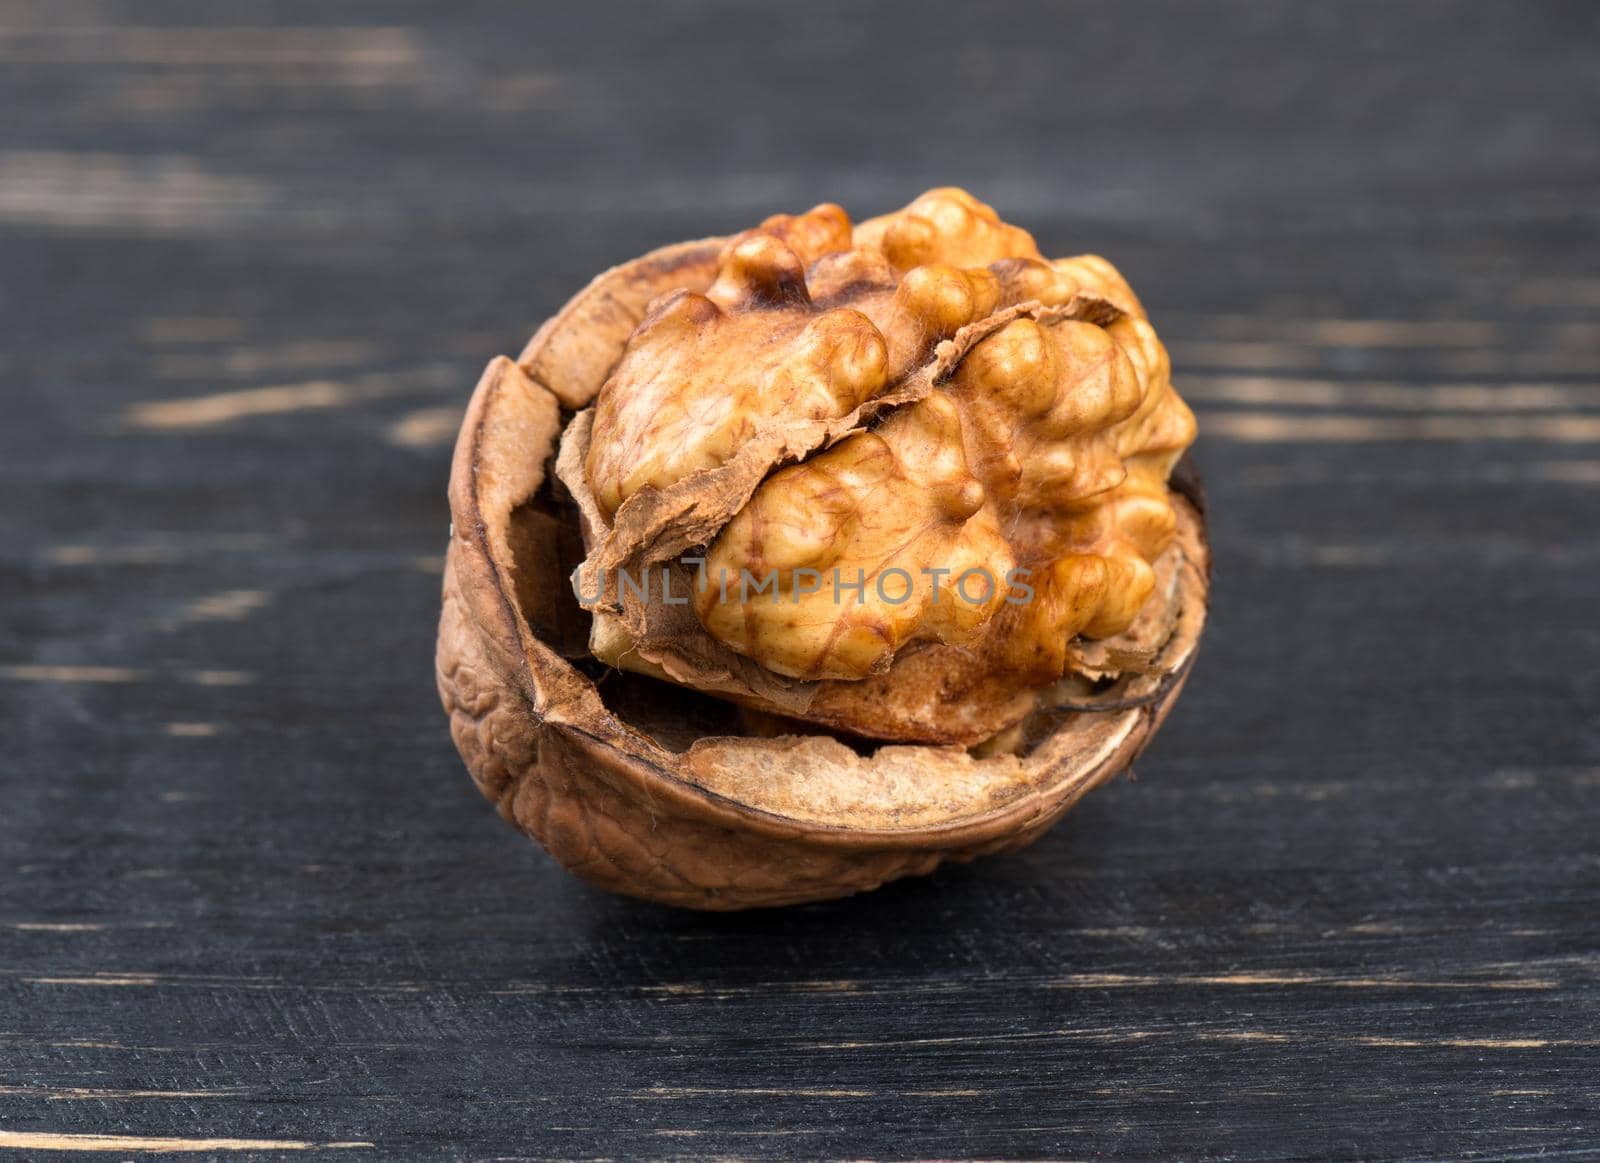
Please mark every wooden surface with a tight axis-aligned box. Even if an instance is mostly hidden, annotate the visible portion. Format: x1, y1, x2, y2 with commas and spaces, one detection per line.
3, 2, 1598, 1158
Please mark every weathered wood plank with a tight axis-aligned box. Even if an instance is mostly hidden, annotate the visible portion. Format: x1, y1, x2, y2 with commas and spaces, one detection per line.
1, 0, 1596, 1157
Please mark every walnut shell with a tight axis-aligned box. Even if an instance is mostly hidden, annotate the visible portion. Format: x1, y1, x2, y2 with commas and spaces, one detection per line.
435, 231, 1210, 910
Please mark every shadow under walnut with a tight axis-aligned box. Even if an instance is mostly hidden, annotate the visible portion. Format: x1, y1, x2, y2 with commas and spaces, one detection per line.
436, 238, 1209, 910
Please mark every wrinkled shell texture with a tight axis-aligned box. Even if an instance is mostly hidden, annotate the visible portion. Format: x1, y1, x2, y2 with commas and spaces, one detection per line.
436, 188, 1208, 908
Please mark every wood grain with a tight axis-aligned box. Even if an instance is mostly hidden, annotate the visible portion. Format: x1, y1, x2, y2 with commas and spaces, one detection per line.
1, 0, 1596, 1157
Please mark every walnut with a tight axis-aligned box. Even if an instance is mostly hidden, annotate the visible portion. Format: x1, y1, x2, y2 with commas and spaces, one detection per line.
437, 190, 1209, 908
697, 394, 1015, 681
566, 189, 1194, 743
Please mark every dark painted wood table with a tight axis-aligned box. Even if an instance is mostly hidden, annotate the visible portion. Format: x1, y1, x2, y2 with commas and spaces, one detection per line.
3, 2, 1597, 1158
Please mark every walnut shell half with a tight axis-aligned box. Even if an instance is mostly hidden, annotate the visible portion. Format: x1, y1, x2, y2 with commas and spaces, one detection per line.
435, 229, 1210, 910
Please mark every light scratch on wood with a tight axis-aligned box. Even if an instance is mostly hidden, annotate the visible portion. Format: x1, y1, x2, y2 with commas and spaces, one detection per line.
126, 380, 365, 429
43, 535, 275, 566
152, 340, 383, 378
46, 545, 182, 565
1527, 460, 1600, 483
808, 1028, 1590, 1053
386, 406, 464, 448
179, 590, 271, 622
122, 366, 457, 430
634, 1086, 874, 1099
165, 722, 218, 738
1202, 1031, 1293, 1043
0, 152, 270, 231
0, 665, 140, 683
0, 1085, 250, 1100
1046, 971, 1557, 990
1353, 1036, 1586, 1049
185, 670, 254, 686
1181, 375, 1600, 412
0, 1131, 371, 1153
1169, 339, 1600, 376
0, 26, 420, 67
649, 1129, 818, 1138
1167, 315, 1505, 346
1166, 340, 1317, 370
1433, 348, 1600, 376
1201, 411, 1600, 443
1512, 277, 1600, 308
1, 665, 255, 686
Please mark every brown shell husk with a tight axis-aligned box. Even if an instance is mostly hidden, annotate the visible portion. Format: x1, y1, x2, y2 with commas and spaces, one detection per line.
436, 238, 1210, 909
